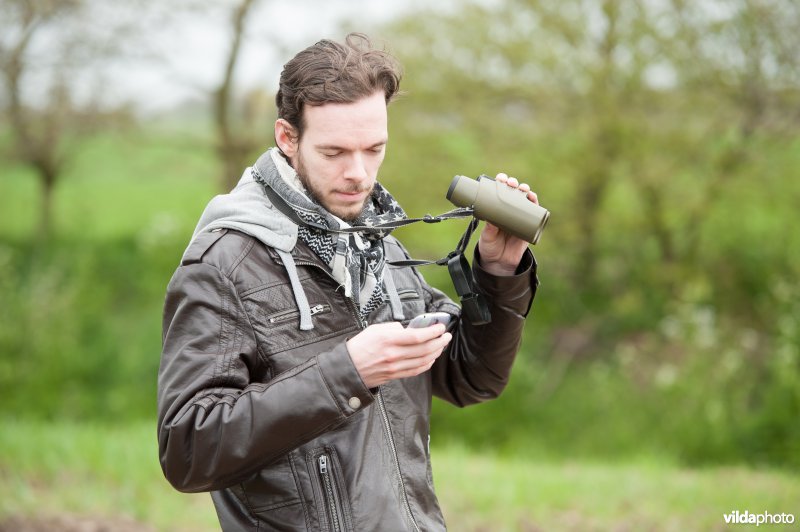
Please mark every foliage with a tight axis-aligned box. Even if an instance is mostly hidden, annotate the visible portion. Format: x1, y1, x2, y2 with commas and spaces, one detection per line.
0, 130, 214, 420
0, 237, 174, 420
376, 0, 800, 468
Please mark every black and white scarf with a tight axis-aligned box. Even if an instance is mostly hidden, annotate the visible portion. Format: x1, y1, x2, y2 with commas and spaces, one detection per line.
252, 148, 407, 319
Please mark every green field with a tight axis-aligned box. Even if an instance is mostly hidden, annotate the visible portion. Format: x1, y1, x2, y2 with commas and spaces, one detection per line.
1, 420, 798, 531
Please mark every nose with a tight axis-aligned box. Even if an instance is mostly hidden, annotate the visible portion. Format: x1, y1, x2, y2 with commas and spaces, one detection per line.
343, 152, 368, 183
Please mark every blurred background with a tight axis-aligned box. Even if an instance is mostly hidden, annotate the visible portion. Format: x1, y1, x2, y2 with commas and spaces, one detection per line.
1, 0, 799, 530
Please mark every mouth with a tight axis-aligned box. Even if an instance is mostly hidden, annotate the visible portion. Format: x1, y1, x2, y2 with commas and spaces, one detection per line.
334, 190, 368, 202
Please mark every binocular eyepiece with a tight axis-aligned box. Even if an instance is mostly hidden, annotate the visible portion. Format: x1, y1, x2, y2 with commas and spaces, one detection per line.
446, 175, 550, 244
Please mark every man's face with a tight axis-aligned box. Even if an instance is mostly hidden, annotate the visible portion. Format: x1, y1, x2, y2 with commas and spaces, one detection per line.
285, 91, 388, 221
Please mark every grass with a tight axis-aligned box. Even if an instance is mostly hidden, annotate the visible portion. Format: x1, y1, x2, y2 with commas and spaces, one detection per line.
434, 447, 800, 531
1, 419, 798, 531
0, 419, 216, 532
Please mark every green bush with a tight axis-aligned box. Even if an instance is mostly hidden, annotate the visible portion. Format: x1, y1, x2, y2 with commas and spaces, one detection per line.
0, 236, 185, 420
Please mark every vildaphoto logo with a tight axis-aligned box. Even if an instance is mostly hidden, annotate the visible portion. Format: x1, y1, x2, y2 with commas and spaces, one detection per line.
723, 510, 795, 526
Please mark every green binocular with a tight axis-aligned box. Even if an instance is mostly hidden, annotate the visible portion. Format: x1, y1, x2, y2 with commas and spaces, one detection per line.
446, 175, 550, 244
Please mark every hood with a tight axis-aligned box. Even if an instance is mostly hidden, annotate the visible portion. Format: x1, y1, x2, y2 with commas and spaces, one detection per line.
183, 150, 326, 331
187, 152, 298, 256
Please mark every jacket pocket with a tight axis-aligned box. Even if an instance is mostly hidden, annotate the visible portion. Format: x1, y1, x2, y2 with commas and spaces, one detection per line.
235, 456, 307, 530
244, 280, 358, 356
307, 446, 353, 532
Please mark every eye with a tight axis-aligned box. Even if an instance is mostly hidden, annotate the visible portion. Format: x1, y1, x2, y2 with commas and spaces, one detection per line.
321, 151, 341, 159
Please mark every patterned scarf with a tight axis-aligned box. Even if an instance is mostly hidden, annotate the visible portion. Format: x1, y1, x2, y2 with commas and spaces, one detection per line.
251, 148, 407, 319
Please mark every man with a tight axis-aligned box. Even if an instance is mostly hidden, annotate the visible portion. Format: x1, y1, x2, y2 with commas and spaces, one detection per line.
158, 33, 539, 531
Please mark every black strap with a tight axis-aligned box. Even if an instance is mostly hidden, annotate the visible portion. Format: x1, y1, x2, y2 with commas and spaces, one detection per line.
446, 218, 492, 325
448, 253, 492, 325
264, 182, 491, 324
263, 183, 474, 234
389, 217, 492, 325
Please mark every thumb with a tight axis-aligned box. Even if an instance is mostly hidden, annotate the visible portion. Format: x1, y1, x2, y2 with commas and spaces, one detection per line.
482, 222, 500, 239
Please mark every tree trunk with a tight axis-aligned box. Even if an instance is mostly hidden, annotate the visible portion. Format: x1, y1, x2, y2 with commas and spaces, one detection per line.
214, 0, 258, 192
36, 167, 57, 243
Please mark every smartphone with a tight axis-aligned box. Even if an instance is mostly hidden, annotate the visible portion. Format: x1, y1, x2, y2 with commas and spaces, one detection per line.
407, 312, 452, 329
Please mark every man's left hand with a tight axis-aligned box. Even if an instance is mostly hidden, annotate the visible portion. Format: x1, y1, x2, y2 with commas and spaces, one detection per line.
477, 173, 539, 276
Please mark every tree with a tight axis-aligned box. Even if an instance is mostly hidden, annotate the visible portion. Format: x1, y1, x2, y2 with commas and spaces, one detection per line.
1, 0, 81, 240
652, 0, 800, 267
386, 0, 799, 290
0, 0, 163, 241
386, 0, 664, 294
213, 0, 264, 192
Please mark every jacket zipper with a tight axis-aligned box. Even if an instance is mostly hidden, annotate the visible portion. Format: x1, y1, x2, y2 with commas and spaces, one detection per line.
318, 454, 342, 532
267, 304, 330, 324
377, 391, 421, 532
294, 258, 418, 529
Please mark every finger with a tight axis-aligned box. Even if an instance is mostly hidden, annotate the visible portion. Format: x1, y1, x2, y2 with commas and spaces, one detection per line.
395, 323, 447, 345
481, 222, 500, 238
368, 322, 404, 332
418, 350, 445, 374
393, 344, 448, 377
519, 183, 530, 193
402, 332, 452, 360
528, 191, 539, 204
384, 343, 446, 375
495, 173, 508, 183
506, 177, 519, 188
409, 332, 451, 357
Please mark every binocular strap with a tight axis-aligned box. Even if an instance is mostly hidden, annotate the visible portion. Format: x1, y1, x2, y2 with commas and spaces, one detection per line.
386, 217, 492, 326
262, 183, 475, 234
263, 183, 491, 325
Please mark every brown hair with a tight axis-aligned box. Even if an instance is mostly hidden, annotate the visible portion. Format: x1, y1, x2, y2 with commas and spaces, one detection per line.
275, 33, 403, 139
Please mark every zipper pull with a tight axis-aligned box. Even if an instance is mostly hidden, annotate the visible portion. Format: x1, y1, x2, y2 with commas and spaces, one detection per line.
309, 304, 325, 315
319, 455, 328, 474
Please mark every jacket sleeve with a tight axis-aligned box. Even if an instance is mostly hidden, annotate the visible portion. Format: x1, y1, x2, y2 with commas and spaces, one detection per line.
426, 247, 538, 407
157, 262, 373, 493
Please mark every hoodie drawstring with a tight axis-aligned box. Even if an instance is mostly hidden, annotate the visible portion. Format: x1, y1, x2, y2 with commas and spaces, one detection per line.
381, 266, 405, 321
276, 249, 314, 331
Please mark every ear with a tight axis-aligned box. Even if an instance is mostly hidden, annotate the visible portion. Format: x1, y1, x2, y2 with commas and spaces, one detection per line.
275, 119, 299, 158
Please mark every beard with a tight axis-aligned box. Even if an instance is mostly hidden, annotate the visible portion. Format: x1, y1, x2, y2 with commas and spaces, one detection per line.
295, 153, 373, 222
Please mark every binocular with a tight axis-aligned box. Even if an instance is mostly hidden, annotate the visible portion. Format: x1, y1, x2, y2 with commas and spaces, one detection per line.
446, 174, 550, 244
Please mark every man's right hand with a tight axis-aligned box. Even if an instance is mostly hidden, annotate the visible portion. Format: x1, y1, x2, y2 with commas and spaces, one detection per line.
346, 322, 452, 389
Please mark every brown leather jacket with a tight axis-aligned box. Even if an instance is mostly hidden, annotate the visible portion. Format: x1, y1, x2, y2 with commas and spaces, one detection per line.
158, 228, 537, 531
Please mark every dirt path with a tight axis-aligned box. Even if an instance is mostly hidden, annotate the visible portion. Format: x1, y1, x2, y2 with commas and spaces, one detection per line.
0, 514, 155, 532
